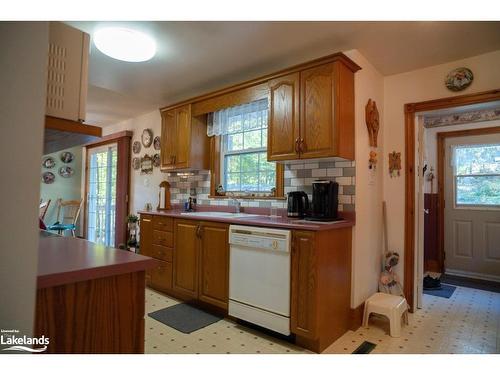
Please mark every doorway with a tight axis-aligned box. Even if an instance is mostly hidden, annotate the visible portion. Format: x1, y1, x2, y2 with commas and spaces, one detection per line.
441, 132, 500, 281
84, 131, 132, 248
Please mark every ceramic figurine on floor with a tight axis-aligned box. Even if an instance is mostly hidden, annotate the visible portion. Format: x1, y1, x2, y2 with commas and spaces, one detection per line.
379, 251, 404, 297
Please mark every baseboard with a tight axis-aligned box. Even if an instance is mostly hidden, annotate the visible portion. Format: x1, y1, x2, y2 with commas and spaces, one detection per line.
350, 302, 365, 331
445, 268, 500, 283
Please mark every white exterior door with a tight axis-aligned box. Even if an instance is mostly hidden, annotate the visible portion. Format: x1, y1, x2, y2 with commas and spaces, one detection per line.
444, 134, 500, 281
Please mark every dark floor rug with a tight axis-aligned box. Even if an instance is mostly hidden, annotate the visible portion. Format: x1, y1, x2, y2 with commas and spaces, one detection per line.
148, 303, 222, 334
442, 274, 500, 293
423, 284, 456, 298
352, 341, 376, 354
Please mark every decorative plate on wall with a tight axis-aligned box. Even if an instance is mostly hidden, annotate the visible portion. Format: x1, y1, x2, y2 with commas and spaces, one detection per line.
153, 136, 161, 150
152, 153, 161, 167
132, 141, 141, 154
42, 171, 55, 184
42, 157, 56, 169
142, 128, 153, 148
445, 67, 473, 92
132, 157, 141, 170
59, 166, 74, 178
60, 151, 74, 163
141, 154, 153, 174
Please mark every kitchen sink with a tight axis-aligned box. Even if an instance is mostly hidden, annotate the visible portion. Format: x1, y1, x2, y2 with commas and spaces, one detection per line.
180, 211, 261, 219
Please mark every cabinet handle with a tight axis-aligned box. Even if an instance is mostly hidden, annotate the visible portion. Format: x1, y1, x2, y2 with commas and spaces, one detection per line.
295, 137, 300, 153
142, 219, 151, 222
299, 138, 305, 152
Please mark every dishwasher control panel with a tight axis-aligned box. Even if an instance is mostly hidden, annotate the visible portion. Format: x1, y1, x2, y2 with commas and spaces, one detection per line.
229, 225, 291, 253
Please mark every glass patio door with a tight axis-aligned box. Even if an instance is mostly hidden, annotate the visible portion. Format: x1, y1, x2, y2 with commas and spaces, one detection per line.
86, 143, 118, 247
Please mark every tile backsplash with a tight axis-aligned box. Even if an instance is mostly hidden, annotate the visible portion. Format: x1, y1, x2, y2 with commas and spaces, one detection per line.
164, 160, 355, 212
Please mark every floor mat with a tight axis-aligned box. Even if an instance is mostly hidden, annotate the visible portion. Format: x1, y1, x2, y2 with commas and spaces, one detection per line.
441, 274, 500, 293
423, 284, 456, 298
148, 303, 222, 334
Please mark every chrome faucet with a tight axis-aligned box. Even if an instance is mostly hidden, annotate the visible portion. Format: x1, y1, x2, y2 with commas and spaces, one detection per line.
228, 192, 241, 213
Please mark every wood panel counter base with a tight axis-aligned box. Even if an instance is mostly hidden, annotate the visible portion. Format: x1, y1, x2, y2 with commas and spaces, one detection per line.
35, 271, 146, 354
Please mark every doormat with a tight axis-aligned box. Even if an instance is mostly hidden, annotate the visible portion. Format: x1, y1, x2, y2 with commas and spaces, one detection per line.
352, 341, 376, 354
423, 284, 456, 299
148, 303, 222, 334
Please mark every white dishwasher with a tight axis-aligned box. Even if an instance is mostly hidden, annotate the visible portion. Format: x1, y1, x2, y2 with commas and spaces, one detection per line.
228, 225, 291, 335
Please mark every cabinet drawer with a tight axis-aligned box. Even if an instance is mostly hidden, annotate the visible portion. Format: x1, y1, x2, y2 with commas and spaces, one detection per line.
153, 230, 173, 247
151, 260, 172, 291
152, 244, 173, 262
153, 216, 173, 232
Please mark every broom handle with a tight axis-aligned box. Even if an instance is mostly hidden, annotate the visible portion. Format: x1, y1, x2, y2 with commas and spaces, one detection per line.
382, 200, 389, 258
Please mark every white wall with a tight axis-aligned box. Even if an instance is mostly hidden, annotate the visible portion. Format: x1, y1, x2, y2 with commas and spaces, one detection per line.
0, 23, 48, 338
423, 119, 500, 194
103, 111, 165, 214
344, 50, 385, 308
383, 49, 500, 285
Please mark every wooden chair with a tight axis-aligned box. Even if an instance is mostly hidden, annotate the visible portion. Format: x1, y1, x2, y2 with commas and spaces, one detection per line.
47, 198, 83, 237
39, 199, 51, 221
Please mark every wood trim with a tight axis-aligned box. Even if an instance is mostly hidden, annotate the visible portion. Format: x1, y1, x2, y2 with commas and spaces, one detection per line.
85, 130, 133, 148
160, 52, 361, 113
45, 115, 102, 137
350, 302, 365, 331
436, 126, 500, 274
404, 89, 500, 312
83, 132, 132, 246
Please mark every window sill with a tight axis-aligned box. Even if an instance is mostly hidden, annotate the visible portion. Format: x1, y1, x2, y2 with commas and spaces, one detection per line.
208, 195, 286, 201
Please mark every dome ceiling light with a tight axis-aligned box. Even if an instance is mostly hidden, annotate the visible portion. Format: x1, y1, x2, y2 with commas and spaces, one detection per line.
93, 27, 156, 62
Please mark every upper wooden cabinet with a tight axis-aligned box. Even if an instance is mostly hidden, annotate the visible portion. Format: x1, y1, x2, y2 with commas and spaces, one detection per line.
160, 104, 209, 171
268, 60, 356, 161
267, 73, 301, 161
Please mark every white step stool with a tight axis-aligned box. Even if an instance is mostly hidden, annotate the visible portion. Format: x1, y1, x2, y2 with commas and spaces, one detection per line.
362, 292, 409, 338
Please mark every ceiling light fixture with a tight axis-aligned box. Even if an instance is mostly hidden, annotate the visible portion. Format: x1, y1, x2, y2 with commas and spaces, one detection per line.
93, 27, 156, 62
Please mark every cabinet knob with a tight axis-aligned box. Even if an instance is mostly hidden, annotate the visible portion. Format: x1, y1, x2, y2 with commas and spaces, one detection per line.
295, 138, 300, 153
299, 138, 305, 152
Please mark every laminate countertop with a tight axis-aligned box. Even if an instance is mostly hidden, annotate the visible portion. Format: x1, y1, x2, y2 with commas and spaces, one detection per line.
138, 208, 355, 232
37, 231, 157, 289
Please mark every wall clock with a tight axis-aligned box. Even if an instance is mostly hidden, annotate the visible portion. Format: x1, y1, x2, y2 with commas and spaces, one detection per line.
445, 67, 473, 92
142, 129, 153, 148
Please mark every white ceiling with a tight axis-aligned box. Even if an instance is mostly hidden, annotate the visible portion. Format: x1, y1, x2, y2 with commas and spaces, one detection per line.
66, 21, 500, 127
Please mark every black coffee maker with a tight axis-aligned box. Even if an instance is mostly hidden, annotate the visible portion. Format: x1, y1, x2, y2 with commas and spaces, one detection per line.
287, 191, 309, 218
309, 180, 340, 221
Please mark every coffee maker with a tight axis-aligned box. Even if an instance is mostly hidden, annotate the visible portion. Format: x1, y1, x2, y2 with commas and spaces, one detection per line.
287, 191, 309, 218
308, 180, 340, 221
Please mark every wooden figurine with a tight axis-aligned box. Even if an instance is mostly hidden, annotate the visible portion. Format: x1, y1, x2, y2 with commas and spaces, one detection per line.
365, 99, 380, 147
157, 181, 172, 211
389, 151, 402, 177
369, 150, 377, 170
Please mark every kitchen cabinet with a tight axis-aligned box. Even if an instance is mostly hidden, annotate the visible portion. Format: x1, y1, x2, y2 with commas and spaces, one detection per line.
267, 73, 301, 161
291, 227, 352, 353
172, 219, 229, 308
160, 104, 209, 171
140, 214, 173, 293
172, 219, 199, 298
290, 231, 317, 339
267, 60, 356, 161
198, 221, 229, 310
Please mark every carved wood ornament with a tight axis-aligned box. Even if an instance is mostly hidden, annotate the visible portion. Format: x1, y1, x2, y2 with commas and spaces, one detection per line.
389, 151, 402, 177
365, 99, 380, 147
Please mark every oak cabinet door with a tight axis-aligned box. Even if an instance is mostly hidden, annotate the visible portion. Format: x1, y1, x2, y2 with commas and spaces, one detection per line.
173, 220, 199, 298
174, 105, 191, 168
151, 260, 173, 292
300, 63, 336, 159
198, 222, 229, 309
267, 73, 301, 161
291, 231, 317, 339
160, 110, 176, 168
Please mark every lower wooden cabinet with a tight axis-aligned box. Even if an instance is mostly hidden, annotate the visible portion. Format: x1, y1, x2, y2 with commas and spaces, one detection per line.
172, 219, 229, 309
149, 260, 172, 292
198, 221, 229, 309
290, 231, 317, 339
172, 219, 199, 298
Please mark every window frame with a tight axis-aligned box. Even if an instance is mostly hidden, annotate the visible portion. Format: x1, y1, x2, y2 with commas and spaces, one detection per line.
209, 135, 284, 199
452, 143, 500, 210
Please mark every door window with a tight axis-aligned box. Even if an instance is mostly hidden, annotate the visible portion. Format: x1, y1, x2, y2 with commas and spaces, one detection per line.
453, 143, 500, 207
